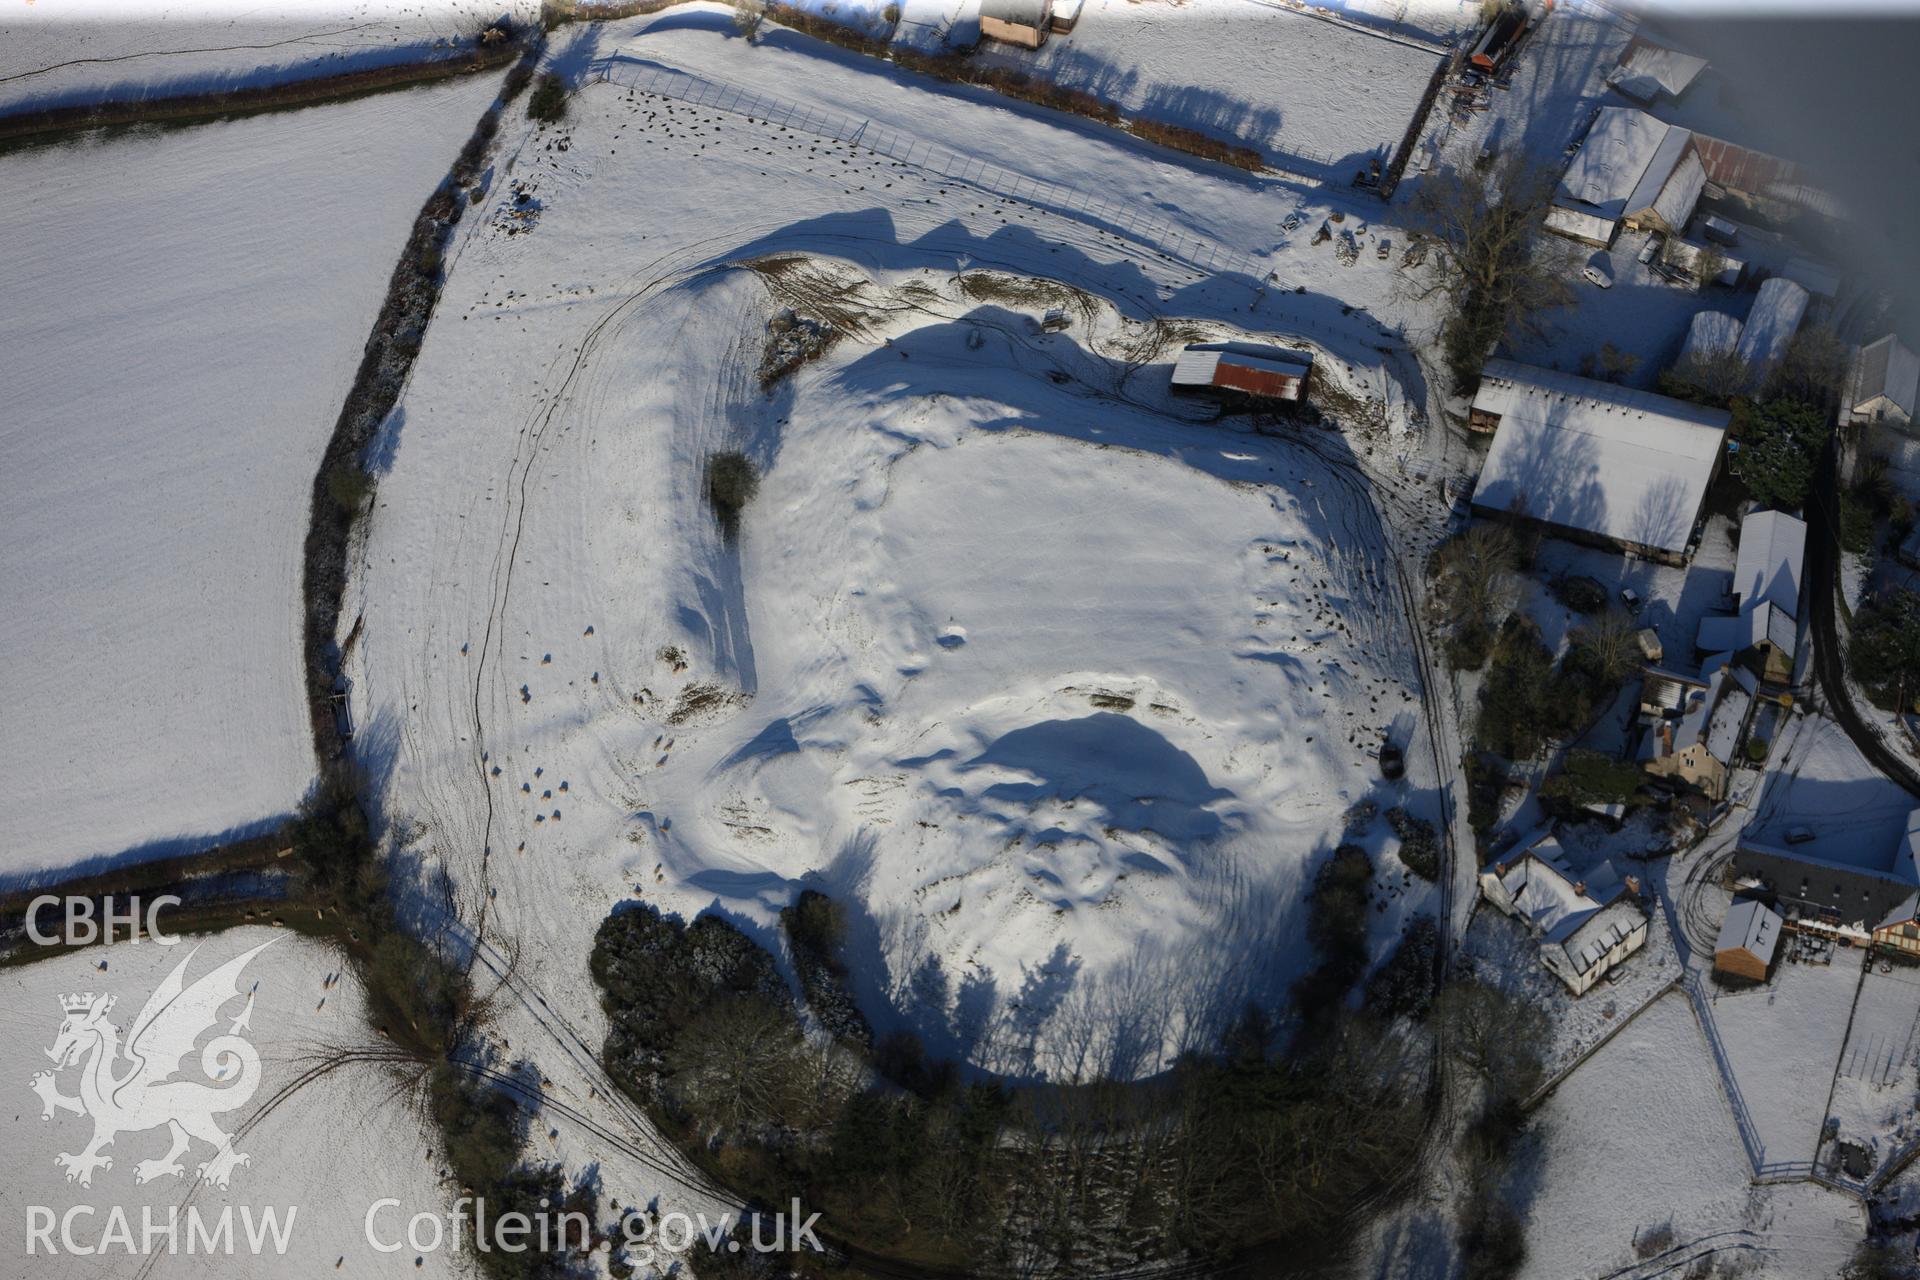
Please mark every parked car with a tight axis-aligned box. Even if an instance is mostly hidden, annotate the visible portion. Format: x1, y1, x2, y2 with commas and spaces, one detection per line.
1618, 586, 1642, 611
1282, 211, 1304, 233
1786, 826, 1816, 845
1637, 233, 1664, 265
1377, 238, 1391, 260
1583, 252, 1614, 289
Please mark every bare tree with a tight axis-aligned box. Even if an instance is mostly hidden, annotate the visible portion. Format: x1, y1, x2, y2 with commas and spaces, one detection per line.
1661, 344, 1751, 406
1405, 156, 1574, 389
663, 995, 803, 1139
733, 0, 767, 41
1767, 324, 1850, 406
1569, 606, 1641, 684
1432, 978, 1548, 1098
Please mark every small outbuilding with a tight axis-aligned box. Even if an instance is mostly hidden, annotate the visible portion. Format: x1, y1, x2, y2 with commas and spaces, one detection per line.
979, 0, 1053, 48
1714, 899, 1782, 981
1607, 36, 1708, 104
1846, 335, 1919, 428
1171, 342, 1313, 403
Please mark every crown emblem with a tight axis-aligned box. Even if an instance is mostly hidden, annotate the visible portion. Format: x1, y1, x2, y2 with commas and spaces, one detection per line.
60, 993, 98, 1014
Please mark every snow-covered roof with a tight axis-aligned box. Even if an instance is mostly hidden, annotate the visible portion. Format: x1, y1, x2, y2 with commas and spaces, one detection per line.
1674, 667, 1727, 754
1493, 834, 1631, 939
1850, 335, 1919, 420
1551, 898, 1646, 978
1736, 277, 1810, 380
1696, 611, 1760, 655
1555, 108, 1699, 230
1469, 360, 1730, 557
1641, 663, 1707, 713
1608, 39, 1708, 103
1665, 238, 1745, 286
1733, 509, 1806, 618
980, 0, 1049, 23
1735, 841, 1920, 932
1679, 311, 1743, 366
1705, 682, 1751, 764
1896, 810, 1920, 884
1715, 898, 1781, 965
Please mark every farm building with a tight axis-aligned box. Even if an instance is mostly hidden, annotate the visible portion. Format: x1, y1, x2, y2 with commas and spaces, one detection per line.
1545, 108, 1706, 247
1713, 899, 1782, 981
1846, 335, 1919, 428
1689, 133, 1807, 201
1468, 361, 1731, 564
1685, 510, 1802, 683
1171, 342, 1312, 403
1663, 237, 1745, 287
979, 0, 1053, 48
1607, 36, 1708, 104
1735, 277, 1810, 388
1695, 600, 1796, 683
1733, 837, 1920, 954
1638, 653, 1752, 801
1732, 509, 1805, 618
1479, 830, 1649, 995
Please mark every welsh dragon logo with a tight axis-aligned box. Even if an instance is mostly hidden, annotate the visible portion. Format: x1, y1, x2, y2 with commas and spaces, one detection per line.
30, 938, 279, 1189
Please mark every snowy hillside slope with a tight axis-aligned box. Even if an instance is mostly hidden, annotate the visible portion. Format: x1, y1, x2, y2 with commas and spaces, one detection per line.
342, 8, 1451, 1076
0, 0, 537, 116
0, 929, 460, 1277
0, 70, 506, 880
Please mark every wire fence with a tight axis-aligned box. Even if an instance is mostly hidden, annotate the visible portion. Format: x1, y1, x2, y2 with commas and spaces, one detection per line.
594, 58, 1285, 289
1681, 972, 1782, 1177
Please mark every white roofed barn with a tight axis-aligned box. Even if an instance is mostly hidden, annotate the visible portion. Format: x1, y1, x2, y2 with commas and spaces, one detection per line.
1468, 360, 1731, 564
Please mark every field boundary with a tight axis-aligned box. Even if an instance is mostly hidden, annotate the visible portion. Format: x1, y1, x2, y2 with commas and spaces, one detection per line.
0, 43, 522, 147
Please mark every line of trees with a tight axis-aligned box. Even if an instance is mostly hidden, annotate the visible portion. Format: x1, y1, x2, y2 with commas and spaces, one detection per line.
588, 882, 1448, 1276
1407, 157, 1572, 392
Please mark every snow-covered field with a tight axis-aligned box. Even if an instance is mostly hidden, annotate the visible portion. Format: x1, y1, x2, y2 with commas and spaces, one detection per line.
0, 0, 536, 115
338, 6, 1452, 1076
0, 70, 505, 880
1519, 991, 1862, 1279
1829, 962, 1920, 1164
1705, 952, 1858, 1169
970, 0, 1445, 177
0, 928, 459, 1277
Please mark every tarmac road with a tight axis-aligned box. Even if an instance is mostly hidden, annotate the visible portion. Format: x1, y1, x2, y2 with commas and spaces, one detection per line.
1803, 432, 1920, 801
